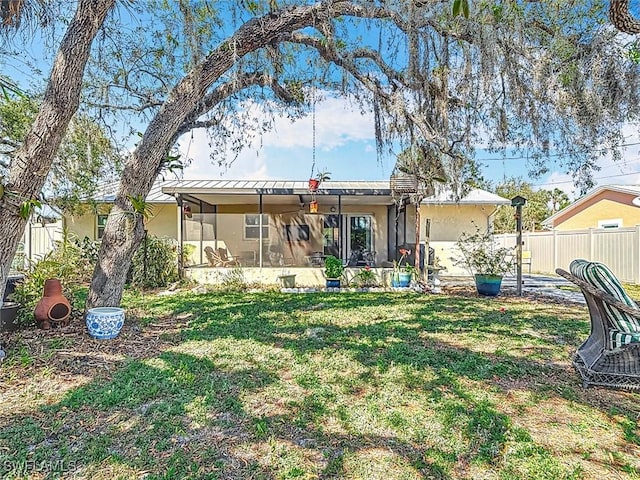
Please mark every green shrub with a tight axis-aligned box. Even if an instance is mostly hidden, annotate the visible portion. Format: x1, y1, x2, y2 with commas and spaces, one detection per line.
324, 255, 344, 279
130, 235, 179, 288
353, 266, 378, 287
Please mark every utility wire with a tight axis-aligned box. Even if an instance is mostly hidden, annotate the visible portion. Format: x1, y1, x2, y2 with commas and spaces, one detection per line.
533, 171, 640, 187
476, 141, 640, 162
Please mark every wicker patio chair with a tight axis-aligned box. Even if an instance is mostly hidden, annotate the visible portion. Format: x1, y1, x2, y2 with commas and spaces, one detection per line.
556, 259, 640, 390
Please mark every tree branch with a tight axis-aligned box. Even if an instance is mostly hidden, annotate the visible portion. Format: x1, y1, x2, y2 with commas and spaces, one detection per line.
610, 0, 640, 34
281, 31, 441, 146
175, 71, 300, 136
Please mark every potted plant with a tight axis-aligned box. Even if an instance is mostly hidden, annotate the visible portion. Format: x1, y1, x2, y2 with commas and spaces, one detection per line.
1, 274, 24, 332
324, 255, 344, 288
391, 248, 414, 287
309, 170, 331, 191
453, 226, 513, 296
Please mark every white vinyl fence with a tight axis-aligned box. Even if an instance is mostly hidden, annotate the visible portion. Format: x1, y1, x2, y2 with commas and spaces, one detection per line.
496, 227, 640, 283
12, 220, 63, 270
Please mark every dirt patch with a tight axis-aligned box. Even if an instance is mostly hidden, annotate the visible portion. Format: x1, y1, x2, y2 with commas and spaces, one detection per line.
0, 310, 182, 424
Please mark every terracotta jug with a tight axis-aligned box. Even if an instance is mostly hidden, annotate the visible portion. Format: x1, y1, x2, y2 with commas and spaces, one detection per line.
34, 279, 71, 329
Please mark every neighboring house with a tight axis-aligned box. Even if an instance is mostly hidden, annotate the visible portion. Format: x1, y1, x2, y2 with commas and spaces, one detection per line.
63, 180, 509, 280
543, 185, 640, 231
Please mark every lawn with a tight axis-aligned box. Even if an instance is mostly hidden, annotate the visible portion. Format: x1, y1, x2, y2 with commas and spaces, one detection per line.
1, 288, 639, 479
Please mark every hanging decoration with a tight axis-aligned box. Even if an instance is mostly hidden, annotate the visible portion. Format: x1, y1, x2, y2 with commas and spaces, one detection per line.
308, 85, 318, 193
183, 204, 192, 218
310, 200, 319, 214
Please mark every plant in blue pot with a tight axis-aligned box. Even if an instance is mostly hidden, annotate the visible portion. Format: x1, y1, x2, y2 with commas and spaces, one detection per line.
453, 225, 514, 296
391, 248, 414, 287
324, 255, 344, 289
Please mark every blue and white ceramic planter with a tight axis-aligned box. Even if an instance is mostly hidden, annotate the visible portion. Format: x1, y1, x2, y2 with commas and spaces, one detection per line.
86, 307, 125, 340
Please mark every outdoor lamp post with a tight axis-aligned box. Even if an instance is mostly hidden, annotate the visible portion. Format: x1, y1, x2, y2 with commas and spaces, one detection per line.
511, 195, 527, 296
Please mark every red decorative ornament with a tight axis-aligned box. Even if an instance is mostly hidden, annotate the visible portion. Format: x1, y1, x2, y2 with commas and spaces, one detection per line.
183, 204, 192, 218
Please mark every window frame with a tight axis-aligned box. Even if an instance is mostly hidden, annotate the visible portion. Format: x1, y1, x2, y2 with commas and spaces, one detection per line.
244, 214, 269, 240
97, 214, 109, 239
597, 218, 622, 229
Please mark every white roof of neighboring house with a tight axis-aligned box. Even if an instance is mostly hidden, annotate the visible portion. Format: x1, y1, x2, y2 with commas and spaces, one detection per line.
90, 180, 509, 205
542, 184, 640, 227
422, 188, 510, 205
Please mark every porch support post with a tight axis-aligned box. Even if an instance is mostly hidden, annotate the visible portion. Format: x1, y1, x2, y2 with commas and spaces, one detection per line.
259, 194, 263, 268
199, 199, 204, 265
338, 195, 342, 261
176, 194, 184, 276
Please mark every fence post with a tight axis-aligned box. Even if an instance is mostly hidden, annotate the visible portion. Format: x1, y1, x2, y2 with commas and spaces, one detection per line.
553, 229, 558, 271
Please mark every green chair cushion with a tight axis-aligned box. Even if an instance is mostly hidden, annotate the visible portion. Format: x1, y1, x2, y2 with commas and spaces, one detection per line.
570, 259, 640, 348
610, 330, 640, 349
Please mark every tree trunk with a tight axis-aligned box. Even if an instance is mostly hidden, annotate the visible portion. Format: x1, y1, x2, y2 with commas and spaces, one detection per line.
0, 0, 115, 301
87, 2, 341, 308
414, 201, 421, 274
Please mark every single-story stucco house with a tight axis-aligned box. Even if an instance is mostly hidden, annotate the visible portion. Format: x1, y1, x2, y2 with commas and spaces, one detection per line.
543, 185, 640, 231
63, 179, 509, 284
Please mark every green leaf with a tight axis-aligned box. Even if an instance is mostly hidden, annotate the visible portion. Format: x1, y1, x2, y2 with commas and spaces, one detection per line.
19, 199, 42, 220
462, 0, 469, 18
453, 0, 462, 16
127, 194, 153, 219
453, 0, 469, 18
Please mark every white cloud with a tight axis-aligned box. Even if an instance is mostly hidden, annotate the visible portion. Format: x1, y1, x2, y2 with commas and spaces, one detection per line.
514, 124, 640, 199
176, 95, 376, 180
263, 96, 374, 150
177, 129, 272, 180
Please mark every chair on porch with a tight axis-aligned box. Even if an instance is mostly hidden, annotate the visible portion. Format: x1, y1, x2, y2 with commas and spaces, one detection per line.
347, 249, 376, 267
556, 259, 640, 390
204, 246, 240, 267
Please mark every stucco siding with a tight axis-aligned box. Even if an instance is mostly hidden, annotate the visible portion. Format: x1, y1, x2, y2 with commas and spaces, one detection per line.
146, 204, 178, 238
417, 204, 498, 274
422, 204, 495, 241
555, 196, 640, 230
66, 203, 177, 240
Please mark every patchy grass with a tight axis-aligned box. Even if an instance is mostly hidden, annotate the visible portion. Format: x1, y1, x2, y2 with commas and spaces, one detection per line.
0, 289, 639, 479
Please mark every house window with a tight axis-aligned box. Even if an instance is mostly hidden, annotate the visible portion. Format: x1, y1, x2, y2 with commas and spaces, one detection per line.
284, 224, 310, 242
245, 214, 269, 239
97, 214, 108, 239
598, 218, 622, 229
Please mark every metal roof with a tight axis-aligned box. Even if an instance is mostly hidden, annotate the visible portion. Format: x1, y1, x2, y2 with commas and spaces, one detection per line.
161, 180, 392, 197
91, 179, 509, 205
92, 180, 180, 203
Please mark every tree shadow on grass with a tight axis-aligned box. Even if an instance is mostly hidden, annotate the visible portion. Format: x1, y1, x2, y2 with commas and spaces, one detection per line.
0, 351, 280, 479
1, 291, 638, 478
